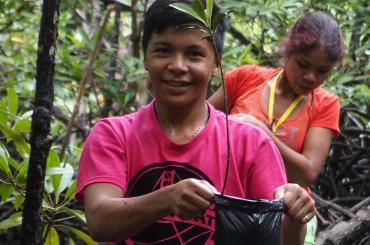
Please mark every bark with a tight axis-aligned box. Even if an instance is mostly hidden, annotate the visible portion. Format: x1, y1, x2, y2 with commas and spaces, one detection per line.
20, 0, 60, 244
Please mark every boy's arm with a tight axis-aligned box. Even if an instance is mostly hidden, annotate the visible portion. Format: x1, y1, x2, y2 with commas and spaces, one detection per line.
83, 179, 215, 242
275, 184, 316, 245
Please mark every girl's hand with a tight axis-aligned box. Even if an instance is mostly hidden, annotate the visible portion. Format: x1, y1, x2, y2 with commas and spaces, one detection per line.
274, 183, 316, 224
230, 113, 270, 132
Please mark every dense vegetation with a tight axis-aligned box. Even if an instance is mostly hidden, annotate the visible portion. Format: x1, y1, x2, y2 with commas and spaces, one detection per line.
0, 0, 368, 244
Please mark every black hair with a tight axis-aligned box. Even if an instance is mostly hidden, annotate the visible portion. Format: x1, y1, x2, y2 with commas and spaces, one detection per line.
142, 0, 229, 58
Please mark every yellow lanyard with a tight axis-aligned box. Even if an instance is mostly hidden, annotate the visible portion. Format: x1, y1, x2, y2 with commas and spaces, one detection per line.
268, 72, 304, 133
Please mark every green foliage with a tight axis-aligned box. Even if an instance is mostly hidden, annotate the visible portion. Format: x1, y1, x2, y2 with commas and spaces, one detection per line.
170, 0, 227, 52
0, 85, 93, 244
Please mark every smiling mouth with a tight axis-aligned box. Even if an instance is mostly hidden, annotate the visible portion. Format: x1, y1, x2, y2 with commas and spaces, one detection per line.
163, 80, 190, 87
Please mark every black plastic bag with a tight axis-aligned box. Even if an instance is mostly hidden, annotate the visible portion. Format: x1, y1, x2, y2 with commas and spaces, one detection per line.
214, 194, 284, 245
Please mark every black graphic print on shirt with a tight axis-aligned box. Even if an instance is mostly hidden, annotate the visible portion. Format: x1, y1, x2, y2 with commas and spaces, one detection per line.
122, 161, 216, 245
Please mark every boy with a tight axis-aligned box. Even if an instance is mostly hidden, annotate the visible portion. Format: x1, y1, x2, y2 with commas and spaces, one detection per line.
76, 0, 315, 244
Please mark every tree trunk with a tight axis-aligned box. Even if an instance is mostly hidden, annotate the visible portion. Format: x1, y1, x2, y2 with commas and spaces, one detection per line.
20, 0, 60, 244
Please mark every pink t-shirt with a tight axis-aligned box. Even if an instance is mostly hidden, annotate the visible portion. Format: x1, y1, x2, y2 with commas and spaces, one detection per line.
76, 100, 287, 244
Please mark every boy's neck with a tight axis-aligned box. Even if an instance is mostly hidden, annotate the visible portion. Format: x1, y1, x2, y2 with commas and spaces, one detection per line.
154, 101, 209, 144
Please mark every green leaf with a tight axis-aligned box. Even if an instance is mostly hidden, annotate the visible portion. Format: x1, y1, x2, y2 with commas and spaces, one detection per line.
7, 87, 18, 117
51, 121, 64, 136
20, 110, 33, 119
114, 0, 130, 5
0, 79, 24, 92
0, 100, 8, 125
46, 163, 74, 196
191, 0, 207, 23
47, 149, 61, 197
0, 154, 10, 175
61, 207, 86, 223
0, 183, 15, 201
13, 118, 31, 133
44, 226, 59, 245
15, 162, 29, 186
47, 148, 61, 168
68, 238, 76, 245
0, 213, 22, 230
64, 180, 76, 201
170, 3, 207, 26
46, 167, 67, 175
212, 13, 225, 33
0, 123, 30, 156
337, 75, 355, 84
14, 194, 25, 210
0, 143, 11, 174
57, 163, 74, 194
42, 199, 54, 210
0, 56, 14, 66
62, 225, 99, 245
206, 0, 213, 27
7, 157, 20, 170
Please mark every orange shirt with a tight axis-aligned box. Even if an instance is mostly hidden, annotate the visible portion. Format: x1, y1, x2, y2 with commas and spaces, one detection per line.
225, 65, 340, 153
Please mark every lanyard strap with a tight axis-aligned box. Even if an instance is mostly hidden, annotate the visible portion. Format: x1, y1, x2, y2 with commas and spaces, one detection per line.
268, 72, 304, 133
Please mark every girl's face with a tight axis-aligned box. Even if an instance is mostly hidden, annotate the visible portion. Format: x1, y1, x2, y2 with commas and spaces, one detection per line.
284, 46, 336, 95
144, 26, 218, 108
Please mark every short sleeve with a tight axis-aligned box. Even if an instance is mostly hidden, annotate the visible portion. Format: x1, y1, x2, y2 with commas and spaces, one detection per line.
225, 65, 259, 110
76, 119, 127, 201
311, 92, 340, 135
247, 139, 287, 199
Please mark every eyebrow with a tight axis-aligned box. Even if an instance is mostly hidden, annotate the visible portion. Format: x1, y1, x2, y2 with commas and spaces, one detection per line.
151, 41, 170, 46
298, 57, 333, 68
151, 41, 207, 51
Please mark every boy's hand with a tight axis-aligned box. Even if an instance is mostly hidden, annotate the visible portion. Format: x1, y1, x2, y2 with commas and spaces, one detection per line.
168, 179, 216, 220
274, 183, 316, 224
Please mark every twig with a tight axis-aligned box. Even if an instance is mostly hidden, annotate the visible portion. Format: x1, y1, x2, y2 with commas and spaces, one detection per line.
60, 6, 113, 160
312, 192, 355, 219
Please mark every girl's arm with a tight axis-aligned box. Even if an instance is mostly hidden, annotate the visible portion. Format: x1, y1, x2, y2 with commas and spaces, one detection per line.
268, 126, 333, 186
229, 113, 333, 187
208, 86, 226, 112
269, 127, 333, 186
275, 184, 316, 245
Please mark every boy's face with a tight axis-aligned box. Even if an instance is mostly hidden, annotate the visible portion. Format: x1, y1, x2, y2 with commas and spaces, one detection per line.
144, 26, 218, 108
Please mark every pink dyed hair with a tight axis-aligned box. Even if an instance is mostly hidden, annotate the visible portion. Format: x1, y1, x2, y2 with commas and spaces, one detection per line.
280, 11, 344, 62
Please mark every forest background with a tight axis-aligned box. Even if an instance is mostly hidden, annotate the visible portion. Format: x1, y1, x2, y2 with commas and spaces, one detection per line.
0, 0, 369, 244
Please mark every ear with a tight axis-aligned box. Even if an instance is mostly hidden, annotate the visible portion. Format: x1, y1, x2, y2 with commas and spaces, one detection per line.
215, 53, 223, 70
211, 64, 220, 79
